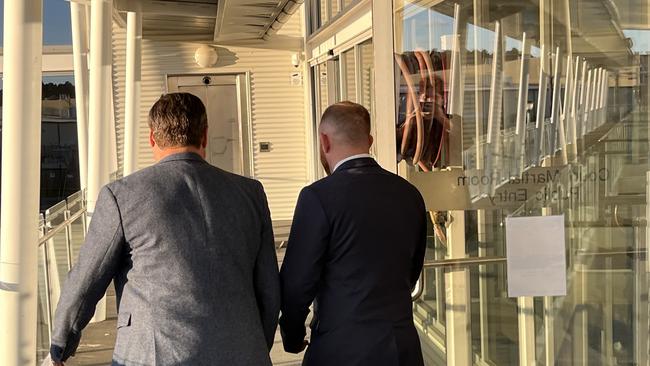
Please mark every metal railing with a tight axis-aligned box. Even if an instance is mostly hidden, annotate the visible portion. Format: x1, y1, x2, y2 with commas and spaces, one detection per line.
410, 249, 646, 301
36, 190, 88, 364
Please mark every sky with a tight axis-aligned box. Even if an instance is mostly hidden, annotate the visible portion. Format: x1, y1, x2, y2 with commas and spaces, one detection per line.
0, 0, 73, 45
623, 29, 650, 54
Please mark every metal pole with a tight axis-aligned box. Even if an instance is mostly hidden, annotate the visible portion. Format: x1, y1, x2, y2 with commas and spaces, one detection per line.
42, 243, 54, 342
71, 1, 90, 190
64, 210, 73, 271
123, 11, 142, 176
0, 0, 43, 363
88, 0, 113, 322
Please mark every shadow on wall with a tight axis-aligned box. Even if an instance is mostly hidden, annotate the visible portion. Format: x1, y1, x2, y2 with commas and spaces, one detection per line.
214, 46, 239, 68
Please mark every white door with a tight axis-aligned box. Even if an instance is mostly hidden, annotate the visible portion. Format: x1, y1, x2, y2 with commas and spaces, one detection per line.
167, 74, 252, 176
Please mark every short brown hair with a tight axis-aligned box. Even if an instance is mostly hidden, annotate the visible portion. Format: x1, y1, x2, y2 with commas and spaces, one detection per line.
148, 92, 208, 148
320, 101, 371, 144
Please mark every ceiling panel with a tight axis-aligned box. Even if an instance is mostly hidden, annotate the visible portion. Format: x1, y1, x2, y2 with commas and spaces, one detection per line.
127, 0, 294, 42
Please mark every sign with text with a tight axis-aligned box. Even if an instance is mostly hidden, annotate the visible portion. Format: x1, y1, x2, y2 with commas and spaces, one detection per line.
410, 165, 608, 211
506, 215, 567, 297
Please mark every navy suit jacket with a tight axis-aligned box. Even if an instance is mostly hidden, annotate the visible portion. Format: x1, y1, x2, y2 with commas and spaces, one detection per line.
280, 158, 426, 366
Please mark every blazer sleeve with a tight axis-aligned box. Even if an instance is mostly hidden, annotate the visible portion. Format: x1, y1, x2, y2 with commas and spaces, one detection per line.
253, 181, 281, 350
279, 187, 329, 353
50, 186, 126, 362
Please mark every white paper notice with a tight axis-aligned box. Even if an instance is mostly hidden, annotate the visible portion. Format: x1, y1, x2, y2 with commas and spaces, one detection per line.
506, 215, 567, 297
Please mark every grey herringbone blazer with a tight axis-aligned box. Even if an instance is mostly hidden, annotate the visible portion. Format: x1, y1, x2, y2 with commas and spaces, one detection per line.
51, 152, 280, 366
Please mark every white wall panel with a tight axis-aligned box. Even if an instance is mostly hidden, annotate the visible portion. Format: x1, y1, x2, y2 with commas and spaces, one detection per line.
111, 12, 307, 220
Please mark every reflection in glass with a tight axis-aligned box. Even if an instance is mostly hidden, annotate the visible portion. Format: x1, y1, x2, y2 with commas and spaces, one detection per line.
395, 49, 450, 170
358, 40, 375, 114
341, 49, 357, 103
317, 63, 329, 117
331, 0, 340, 19
395, 0, 649, 365
320, 0, 328, 30
343, 0, 356, 9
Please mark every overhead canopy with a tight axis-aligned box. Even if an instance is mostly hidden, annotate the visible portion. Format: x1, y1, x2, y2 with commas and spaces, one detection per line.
114, 0, 304, 42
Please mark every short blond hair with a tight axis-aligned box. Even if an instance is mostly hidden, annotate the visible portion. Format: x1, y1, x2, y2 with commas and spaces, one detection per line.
320, 101, 371, 145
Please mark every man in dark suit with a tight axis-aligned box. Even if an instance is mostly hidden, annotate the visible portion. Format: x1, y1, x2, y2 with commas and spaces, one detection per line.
50, 93, 280, 365
280, 101, 427, 366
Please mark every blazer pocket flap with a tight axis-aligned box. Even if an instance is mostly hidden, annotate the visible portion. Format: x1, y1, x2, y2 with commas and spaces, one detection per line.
117, 312, 131, 329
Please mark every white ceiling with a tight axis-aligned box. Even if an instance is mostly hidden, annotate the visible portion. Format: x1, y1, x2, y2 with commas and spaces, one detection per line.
114, 0, 292, 42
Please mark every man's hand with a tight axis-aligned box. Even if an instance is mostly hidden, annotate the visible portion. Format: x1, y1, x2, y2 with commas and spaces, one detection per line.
40, 355, 63, 366
49, 345, 65, 366
288, 339, 309, 353
298, 339, 309, 352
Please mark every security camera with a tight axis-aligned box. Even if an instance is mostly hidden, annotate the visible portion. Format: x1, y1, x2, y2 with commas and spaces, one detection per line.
291, 53, 302, 68
202, 76, 211, 85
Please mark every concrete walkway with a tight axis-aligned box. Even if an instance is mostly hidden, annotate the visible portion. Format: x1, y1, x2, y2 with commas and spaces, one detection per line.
65, 314, 304, 366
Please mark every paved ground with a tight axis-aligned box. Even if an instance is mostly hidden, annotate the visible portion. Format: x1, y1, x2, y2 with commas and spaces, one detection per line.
65, 247, 304, 366
65, 314, 304, 366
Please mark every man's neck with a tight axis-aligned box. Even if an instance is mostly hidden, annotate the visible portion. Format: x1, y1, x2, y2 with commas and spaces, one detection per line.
331, 151, 373, 172
155, 146, 204, 162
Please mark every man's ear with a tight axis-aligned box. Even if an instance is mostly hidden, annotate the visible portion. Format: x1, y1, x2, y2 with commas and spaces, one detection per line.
368, 135, 374, 148
320, 132, 331, 154
149, 129, 156, 148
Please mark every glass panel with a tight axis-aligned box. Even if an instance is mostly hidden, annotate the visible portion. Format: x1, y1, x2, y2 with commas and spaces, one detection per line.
415, 259, 521, 364
40, 75, 80, 211
317, 63, 329, 117
67, 192, 87, 264
358, 40, 376, 156
358, 40, 374, 115
320, 0, 328, 30
343, 0, 356, 9
37, 245, 50, 365
331, 58, 342, 103
394, 4, 452, 171
341, 49, 357, 102
36, 195, 88, 363
331, 0, 340, 18
395, 0, 650, 364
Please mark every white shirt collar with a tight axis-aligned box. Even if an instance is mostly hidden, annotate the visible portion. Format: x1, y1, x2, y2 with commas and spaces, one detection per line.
333, 153, 374, 172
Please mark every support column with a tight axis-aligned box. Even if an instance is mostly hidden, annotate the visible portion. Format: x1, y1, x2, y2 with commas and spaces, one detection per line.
88, 0, 114, 322
371, 0, 397, 172
71, 1, 90, 190
445, 211, 472, 366
517, 297, 536, 365
123, 11, 142, 176
0, 0, 43, 364
88, 0, 113, 214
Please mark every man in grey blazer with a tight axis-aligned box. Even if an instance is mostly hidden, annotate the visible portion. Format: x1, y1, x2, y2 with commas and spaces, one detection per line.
50, 93, 280, 366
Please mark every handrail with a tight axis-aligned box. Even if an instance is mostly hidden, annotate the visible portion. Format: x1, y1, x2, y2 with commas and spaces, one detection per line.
38, 207, 87, 246
411, 256, 506, 301
422, 256, 507, 269
411, 249, 647, 301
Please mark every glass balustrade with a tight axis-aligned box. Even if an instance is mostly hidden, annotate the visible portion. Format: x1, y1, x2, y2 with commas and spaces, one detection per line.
36, 190, 88, 365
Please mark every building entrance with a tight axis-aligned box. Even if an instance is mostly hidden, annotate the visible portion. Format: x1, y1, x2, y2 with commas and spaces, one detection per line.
167, 74, 253, 176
